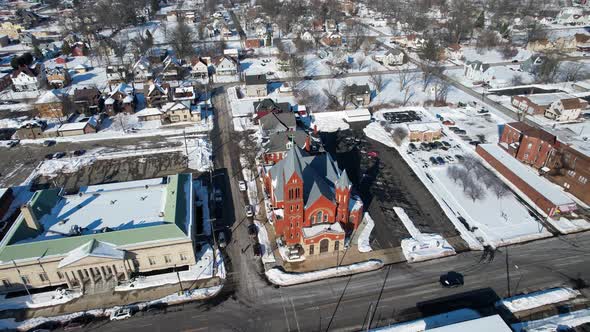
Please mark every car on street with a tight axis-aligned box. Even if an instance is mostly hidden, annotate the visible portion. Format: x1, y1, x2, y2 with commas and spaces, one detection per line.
248, 223, 258, 237
442, 141, 451, 148
455, 154, 464, 161
253, 243, 262, 256
110, 308, 132, 321
439, 271, 464, 288
436, 156, 445, 164
408, 143, 417, 151
53, 152, 66, 159
7, 139, 19, 148
469, 141, 481, 146
218, 231, 227, 248
511, 59, 519, 63
238, 180, 247, 192
43, 140, 56, 147
245, 205, 254, 218
73, 149, 86, 156
44, 153, 54, 160
429, 156, 438, 165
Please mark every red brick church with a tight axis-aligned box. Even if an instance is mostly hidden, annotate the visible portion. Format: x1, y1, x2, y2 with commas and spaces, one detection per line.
263, 146, 363, 256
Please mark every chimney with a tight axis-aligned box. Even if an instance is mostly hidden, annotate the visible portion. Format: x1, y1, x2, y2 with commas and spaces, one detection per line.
305, 135, 311, 152
313, 125, 318, 135
20, 204, 43, 232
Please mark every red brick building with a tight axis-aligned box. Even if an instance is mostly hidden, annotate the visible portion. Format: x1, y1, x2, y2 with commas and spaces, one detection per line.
499, 122, 556, 169
544, 143, 590, 205
263, 146, 363, 256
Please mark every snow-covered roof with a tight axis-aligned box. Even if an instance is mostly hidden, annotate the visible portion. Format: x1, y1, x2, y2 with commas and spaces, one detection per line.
344, 109, 371, 122
35, 90, 64, 104
427, 315, 511, 332
136, 107, 163, 117
302, 222, 344, 239
479, 144, 576, 207
407, 122, 442, 132
523, 93, 573, 106
58, 239, 124, 268
162, 101, 189, 112
104, 97, 115, 105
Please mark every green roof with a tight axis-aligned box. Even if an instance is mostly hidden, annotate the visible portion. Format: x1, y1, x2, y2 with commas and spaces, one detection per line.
0, 174, 193, 263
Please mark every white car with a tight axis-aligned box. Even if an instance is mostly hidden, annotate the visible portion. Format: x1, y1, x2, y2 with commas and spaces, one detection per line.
245, 205, 254, 218
218, 231, 227, 248
238, 181, 247, 192
110, 308, 132, 321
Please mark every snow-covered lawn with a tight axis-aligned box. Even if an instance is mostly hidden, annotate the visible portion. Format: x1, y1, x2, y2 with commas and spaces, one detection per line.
512, 308, 590, 332
496, 287, 581, 313
395, 207, 456, 262
310, 111, 350, 132
0, 289, 82, 311
232, 116, 257, 132
265, 259, 383, 286
37, 156, 97, 176
370, 308, 482, 332
227, 85, 296, 118
356, 213, 375, 253
254, 220, 276, 264
459, 47, 532, 64
115, 244, 224, 291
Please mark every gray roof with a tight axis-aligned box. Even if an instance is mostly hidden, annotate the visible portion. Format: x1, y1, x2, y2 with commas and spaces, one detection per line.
259, 112, 296, 132
265, 130, 308, 154
254, 99, 290, 113
336, 169, 350, 190
245, 74, 267, 85
344, 84, 371, 96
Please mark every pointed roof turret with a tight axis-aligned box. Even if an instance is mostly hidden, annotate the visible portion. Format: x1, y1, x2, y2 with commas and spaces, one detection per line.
283, 144, 303, 181
336, 169, 351, 190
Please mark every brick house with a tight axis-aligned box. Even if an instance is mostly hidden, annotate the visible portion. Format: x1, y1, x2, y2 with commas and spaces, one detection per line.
13, 119, 47, 139
407, 122, 442, 142
476, 143, 577, 217
263, 130, 323, 165
510, 93, 573, 116
45, 66, 71, 88
544, 143, 590, 205
73, 87, 101, 115
499, 122, 557, 169
263, 146, 363, 256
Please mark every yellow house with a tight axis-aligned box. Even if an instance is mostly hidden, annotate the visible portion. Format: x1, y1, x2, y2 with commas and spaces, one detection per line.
0, 22, 24, 40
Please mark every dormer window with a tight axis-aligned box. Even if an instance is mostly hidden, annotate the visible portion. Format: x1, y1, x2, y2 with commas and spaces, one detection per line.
286, 141, 293, 149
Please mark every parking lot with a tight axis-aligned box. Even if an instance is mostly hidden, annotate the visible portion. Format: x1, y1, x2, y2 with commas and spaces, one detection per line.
323, 125, 467, 251
382, 110, 422, 124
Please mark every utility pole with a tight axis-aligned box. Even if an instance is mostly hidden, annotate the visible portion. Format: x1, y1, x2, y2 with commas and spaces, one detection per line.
505, 246, 511, 297
174, 264, 183, 293
12, 260, 32, 300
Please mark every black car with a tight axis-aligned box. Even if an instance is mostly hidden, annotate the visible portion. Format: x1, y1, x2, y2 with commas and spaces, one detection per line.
469, 141, 481, 146
253, 243, 262, 256
73, 149, 86, 156
420, 142, 430, 151
408, 143, 417, 151
247, 223, 258, 237
439, 271, 464, 288
429, 156, 438, 165
436, 156, 445, 164
45, 153, 54, 160
455, 154, 464, 161
442, 141, 451, 148
433, 141, 443, 148
428, 142, 438, 150
53, 152, 66, 159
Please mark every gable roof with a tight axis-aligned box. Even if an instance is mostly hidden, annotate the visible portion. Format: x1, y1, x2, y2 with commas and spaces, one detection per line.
245, 74, 267, 85
58, 239, 125, 268
265, 130, 308, 154
344, 83, 370, 95
259, 112, 296, 132
559, 98, 584, 110
254, 99, 290, 113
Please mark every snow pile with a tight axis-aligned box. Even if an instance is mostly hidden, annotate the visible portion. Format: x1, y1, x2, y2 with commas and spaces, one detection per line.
311, 111, 350, 132
265, 259, 383, 286
254, 220, 276, 264
115, 244, 219, 291
146, 284, 223, 306
276, 239, 305, 263
394, 207, 456, 262
495, 287, 581, 313
370, 308, 481, 332
363, 122, 395, 147
185, 137, 212, 171
37, 156, 97, 176
0, 289, 82, 310
547, 216, 590, 234
512, 308, 590, 332
356, 213, 375, 253
233, 117, 257, 132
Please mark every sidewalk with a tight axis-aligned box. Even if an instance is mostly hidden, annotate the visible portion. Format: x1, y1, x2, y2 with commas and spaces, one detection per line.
0, 277, 222, 322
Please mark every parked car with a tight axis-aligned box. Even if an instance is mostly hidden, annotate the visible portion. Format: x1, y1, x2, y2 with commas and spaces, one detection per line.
44, 153, 54, 160
408, 143, 417, 151
429, 156, 438, 165
110, 308, 132, 321
433, 141, 443, 148
7, 139, 19, 148
253, 243, 262, 256
238, 180, 247, 192
73, 149, 86, 156
248, 223, 258, 237
439, 271, 464, 288
428, 142, 438, 150
367, 151, 379, 158
436, 156, 445, 164
420, 142, 430, 151
446, 155, 455, 162
218, 231, 227, 248
53, 152, 66, 159
442, 141, 451, 148
43, 140, 55, 147
455, 154, 464, 161
469, 141, 481, 146
245, 205, 254, 218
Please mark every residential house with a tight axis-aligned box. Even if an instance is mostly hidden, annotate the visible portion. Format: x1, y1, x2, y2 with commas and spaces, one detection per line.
73, 87, 101, 115
343, 84, 371, 107
262, 146, 363, 257
374, 49, 404, 66
213, 55, 239, 76
407, 122, 442, 142
575, 33, 590, 51
104, 83, 135, 114
0, 72, 12, 92
325, 19, 337, 32
446, 43, 463, 61
0, 21, 24, 40
11, 65, 44, 92
144, 82, 169, 108
161, 101, 200, 123
391, 34, 425, 50
544, 98, 587, 121
556, 7, 587, 25
106, 65, 127, 85
0, 35, 9, 47
511, 93, 575, 116
135, 107, 163, 122
0, 174, 198, 293
58, 116, 98, 137
520, 55, 546, 73
132, 57, 153, 83
499, 122, 557, 169
172, 86, 195, 102
45, 67, 71, 89
190, 57, 209, 79
544, 143, 590, 205
70, 42, 88, 56
321, 32, 343, 47
245, 38, 261, 48
463, 60, 490, 82
13, 119, 47, 140
244, 74, 267, 98
527, 38, 554, 52
161, 56, 184, 81
253, 98, 291, 121
301, 31, 315, 43
259, 112, 296, 137
19, 32, 37, 47
34, 90, 67, 118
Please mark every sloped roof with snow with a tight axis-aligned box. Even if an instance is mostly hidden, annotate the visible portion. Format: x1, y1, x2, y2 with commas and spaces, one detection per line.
58, 239, 125, 268
302, 222, 344, 239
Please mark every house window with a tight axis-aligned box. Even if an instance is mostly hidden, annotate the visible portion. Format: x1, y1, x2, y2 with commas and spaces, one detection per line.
290, 233, 294, 239
579, 176, 587, 184
334, 241, 340, 251
564, 182, 571, 189
309, 244, 314, 255
316, 211, 323, 223
164, 255, 172, 264
57, 271, 64, 280
567, 170, 576, 177
523, 153, 529, 160
323, 214, 328, 222
39, 273, 49, 282
21, 275, 30, 285
2, 279, 11, 288
180, 253, 188, 261
290, 205, 293, 212
148, 257, 157, 266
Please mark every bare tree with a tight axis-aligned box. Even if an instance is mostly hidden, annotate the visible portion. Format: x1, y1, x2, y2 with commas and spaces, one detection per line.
433, 80, 450, 106
511, 74, 525, 86
369, 71, 386, 92
476, 30, 500, 53
535, 55, 560, 83
168, 20, 196, 61
392, 126, 408, 146
464, 178, 485, 202
462, 155, 481, 172
421, 64, 444, 92
401, 86, 415, 106
561, 62, 585, 82
491, 181, 510, 199
324, 80, 341, 110
356, 54, 367, 72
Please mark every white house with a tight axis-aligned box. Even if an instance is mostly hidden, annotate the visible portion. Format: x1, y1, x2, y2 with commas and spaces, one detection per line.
301, 31, 315, 43
213, 55, 239, 76
11, 65, 44, 92
132, 57, 152, 82
374, 49, 404, 66
106, 65, 127, 84
556, 7, 588, 25
544, 98, 587, 121
463, 60, 490, 82
446, 43, 463, 61
190, 57, 209, 79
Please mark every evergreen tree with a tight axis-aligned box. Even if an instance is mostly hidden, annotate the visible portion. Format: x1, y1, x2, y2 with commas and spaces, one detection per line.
33, 45, 43, 60
61, 40, 71, 56
475, 11, 485, 29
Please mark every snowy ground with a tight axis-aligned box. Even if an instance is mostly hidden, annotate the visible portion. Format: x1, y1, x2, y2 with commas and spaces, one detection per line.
265, 259, 383, 286
495, 287, 581, 313
0, 289, 82, 311
458, 47, 532, 64
115, 244, 224, 291
310, 111, 350, 132
227, 85, 297, 118
356, 213, 375, 253
512, 308, 590, 332
254, 220, 276, 264
370, 308, 482, 332
395, 207, 456, 262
